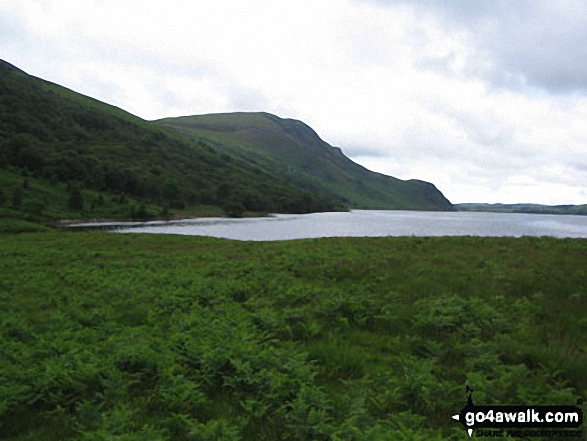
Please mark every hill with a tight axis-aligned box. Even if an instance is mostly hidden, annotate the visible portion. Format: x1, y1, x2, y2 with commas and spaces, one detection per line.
0, 59, 27, 74
0, 61, 340, 223
456, 203, 587, 216
156, 112, 453, 211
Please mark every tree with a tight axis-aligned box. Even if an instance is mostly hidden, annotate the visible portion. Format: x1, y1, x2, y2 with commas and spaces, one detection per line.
130, 203, 149, 220
68, 186, 84, 211
11, 187, 23, 208
23, 200, 44, 216
223, 197, 245, 218
0, 188, 5, 205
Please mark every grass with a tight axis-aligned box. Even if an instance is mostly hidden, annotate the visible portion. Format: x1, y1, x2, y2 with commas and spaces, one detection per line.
0, 233, 585, 440
0, 218, 51, 233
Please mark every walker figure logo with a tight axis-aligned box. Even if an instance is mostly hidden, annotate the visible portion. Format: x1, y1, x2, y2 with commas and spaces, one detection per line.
451, 386, 583, 438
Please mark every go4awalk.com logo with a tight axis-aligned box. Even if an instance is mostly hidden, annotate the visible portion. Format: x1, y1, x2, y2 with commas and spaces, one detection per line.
452, 386, 584, 438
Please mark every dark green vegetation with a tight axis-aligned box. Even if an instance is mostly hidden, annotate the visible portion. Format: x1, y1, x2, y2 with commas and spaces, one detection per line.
456, 203, 587, 216
0, 61, 341, 224
157, 113, 453, 211
0, 59, 452, 227
1, 233, 585, 440
0, 60, 26, 75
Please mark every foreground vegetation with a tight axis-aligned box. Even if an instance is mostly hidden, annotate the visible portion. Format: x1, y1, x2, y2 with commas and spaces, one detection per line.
1, 233, 585, 440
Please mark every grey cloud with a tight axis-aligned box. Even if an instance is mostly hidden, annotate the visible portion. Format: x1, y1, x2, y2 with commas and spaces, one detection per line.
358, 0, 587, 94
0, 7, 37, 64
225, 86, 271, 113
0, 5, 27, 40
341, 144, 390, 158
482, 6, 587, 93
0, 14, 19, 41
77, 36, 218, 80
565, 162, 587, 182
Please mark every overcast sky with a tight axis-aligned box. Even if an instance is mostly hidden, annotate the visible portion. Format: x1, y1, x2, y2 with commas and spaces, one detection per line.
2, 0, 587, 204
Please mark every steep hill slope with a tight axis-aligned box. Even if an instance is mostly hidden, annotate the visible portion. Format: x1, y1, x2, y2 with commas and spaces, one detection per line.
0, 61, 338, 221
156, 112, 453, 211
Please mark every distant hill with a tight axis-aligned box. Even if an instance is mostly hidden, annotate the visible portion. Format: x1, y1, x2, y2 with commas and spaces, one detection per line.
156, 112, 453, 211
455, 203, 587, 216
0, 60, 340, 222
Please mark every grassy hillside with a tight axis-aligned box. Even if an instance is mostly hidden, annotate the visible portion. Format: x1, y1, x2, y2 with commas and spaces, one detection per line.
156, 112, 454, 211
0, 233, 585, 440
0, 62, 340, 223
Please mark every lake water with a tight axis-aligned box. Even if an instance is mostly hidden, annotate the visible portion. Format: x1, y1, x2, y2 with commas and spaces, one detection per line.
71, 210, 587, 241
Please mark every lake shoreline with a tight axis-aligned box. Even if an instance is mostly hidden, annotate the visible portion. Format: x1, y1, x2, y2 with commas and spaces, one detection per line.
61, 209, 587, 240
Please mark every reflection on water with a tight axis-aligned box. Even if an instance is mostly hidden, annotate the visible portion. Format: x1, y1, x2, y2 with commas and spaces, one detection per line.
68, 210, 587, 241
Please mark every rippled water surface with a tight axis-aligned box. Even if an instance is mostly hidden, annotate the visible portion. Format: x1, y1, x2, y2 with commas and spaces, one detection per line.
72, 210, 587, 241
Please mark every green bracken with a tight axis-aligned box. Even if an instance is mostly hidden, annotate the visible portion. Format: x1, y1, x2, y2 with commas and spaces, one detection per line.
1, 233, 585, 440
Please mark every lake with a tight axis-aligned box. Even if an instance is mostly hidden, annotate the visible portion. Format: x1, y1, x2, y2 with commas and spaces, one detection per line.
70, 210, 587, 241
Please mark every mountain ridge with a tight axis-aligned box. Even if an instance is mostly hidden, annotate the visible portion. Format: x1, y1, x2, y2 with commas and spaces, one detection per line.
0, 59, 26, 74
156, 112, 454, 211
1, 58, 453, 225
0, 60, 339, 221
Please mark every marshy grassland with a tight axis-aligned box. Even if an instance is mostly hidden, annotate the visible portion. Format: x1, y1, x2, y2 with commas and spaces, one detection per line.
1, 232, 585, 440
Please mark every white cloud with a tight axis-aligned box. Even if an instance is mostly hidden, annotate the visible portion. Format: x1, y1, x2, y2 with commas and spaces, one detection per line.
1, 0, 586, 204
